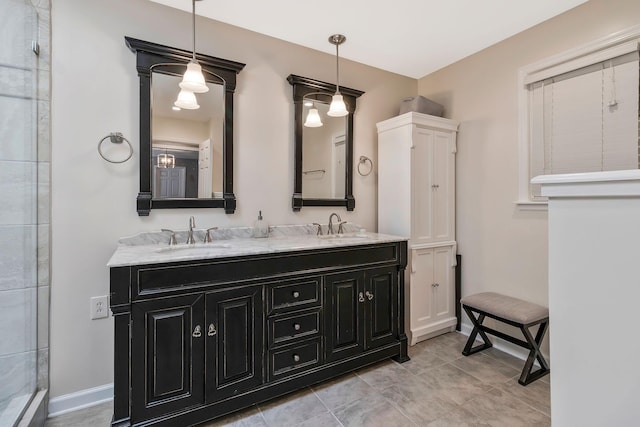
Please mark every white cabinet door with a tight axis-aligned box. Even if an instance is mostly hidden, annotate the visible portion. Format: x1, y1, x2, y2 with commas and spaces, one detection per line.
411, 127, 435, 243
408, 247, 435, 334
410, 127, 455, 245
432, 131, 455, 242
408, 246, 456, 345
433, 246, 454, 321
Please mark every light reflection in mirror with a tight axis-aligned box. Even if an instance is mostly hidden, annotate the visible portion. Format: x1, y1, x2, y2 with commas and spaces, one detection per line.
302, 101, 347, 199
151, 72, 224, 199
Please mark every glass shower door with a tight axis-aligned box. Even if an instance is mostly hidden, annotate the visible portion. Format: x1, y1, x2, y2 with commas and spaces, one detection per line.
0, 0, 39, 425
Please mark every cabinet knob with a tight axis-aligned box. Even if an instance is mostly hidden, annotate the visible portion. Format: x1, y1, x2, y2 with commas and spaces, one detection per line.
207, 323, 217, 336
192, 325, 202, 338
293, 354, 300, 362
365, 291, 374, 301
292, 291, 300, 298
358, 292, 365, 303
293, 323, 301, 331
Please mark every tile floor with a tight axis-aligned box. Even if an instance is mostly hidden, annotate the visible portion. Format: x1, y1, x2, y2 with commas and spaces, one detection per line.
44, 332, 550, 427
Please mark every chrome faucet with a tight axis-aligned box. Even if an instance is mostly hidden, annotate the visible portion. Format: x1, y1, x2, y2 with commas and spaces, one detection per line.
328, 213, 342, 235
186, 216, 196, 244
312, 223, 323, 236
204, 227, 218, 243
161, 229, 177, 246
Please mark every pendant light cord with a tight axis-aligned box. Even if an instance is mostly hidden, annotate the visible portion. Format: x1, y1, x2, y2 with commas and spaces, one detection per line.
191, 0, 197, 62
335, 42, 340, 94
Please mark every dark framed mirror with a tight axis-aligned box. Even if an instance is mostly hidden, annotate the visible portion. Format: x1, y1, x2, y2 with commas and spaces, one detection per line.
287, 74, 364, 211
126, 37, 245, 216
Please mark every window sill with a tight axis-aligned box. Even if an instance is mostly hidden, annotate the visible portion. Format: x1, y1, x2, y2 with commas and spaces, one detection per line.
515, 200, 548, 211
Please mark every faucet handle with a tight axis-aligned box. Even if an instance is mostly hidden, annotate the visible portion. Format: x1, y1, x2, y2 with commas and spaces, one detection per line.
161, 229, 177, 246
338, 221, 347, 234
204, 227, 218, 243
312, 223, 323, 236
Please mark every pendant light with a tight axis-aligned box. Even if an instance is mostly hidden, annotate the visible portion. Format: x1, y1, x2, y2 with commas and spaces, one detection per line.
174, 0, 208, 109
174, 88, 200, 110
304, 104, 323, 127
157, 150, 176, 168
327, 34, 348, 117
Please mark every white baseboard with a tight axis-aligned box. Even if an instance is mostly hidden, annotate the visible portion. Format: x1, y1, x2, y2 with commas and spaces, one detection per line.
48, 383, 113, 418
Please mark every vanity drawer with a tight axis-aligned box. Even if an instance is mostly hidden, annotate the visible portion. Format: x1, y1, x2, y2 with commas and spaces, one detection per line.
269, 340, 321, 380
269, 311, 320, 347
268, 277, 320, 314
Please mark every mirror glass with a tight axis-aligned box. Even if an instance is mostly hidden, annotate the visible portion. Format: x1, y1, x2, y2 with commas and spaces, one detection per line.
151, 73, 224, 199
301, 101, 347, 199
288, 74, 363, 211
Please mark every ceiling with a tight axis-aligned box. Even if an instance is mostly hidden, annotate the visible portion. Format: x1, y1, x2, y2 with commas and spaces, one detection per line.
149, 0, 588, 79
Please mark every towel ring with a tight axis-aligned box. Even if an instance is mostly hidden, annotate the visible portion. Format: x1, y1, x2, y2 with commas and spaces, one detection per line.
357, 155, 373, 176
98, 132, 133, 164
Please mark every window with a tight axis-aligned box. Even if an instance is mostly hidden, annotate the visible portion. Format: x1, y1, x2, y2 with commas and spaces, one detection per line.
518, 28, 640, 206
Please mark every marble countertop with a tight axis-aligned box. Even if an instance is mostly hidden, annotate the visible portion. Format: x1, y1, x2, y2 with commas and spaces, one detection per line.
107, 224, 407, 267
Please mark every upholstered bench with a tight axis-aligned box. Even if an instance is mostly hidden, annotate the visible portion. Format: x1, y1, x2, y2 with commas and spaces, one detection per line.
461, 292, 550, 385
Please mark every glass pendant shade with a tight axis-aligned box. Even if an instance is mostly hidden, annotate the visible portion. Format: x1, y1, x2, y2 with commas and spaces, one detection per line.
304, 107, 323, 127
327, 94, 348, 117
179, 61, 209, 93
174, 88, 200, 110
157, 153, 175, 168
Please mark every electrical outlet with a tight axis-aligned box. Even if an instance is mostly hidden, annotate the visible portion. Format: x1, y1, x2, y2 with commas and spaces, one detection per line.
90, 295, 109, 320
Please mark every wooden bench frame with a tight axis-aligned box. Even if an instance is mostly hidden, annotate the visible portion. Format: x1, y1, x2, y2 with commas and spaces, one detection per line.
462, 304, 550, 385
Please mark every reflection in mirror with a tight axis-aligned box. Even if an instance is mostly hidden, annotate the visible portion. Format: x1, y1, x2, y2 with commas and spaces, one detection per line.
302, 101, 347, 199
151, 74, 224, 199
288, 74, 364, 211
125, 37, 245, 216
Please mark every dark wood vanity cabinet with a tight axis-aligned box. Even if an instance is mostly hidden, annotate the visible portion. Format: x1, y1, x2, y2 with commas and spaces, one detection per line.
205, 285, 264, 402
325, 268, 398, 363
110, 241, 408, 427
131, 294, 205, 421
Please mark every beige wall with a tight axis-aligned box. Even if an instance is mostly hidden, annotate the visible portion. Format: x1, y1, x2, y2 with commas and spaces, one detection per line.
50, 0, 415, 398
51, 0, 640, 401
418, 0, 640, 331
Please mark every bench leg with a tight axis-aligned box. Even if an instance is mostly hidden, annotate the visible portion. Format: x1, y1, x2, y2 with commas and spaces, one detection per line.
462, 305, 493, 356
518, 320, 550, 385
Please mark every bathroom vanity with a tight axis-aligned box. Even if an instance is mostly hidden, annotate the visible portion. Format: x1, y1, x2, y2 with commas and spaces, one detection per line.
108, 226, 408, 426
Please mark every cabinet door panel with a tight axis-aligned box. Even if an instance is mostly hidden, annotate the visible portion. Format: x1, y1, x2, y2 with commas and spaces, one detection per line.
365, 268, 398, 349
325, 271, 364, 362
433, 131, 454, 242
206, 286, 263, 403
410, 248, 435, 330
433, 247, 454, 319
411, 127, 435, 242
131, 294, 204, 421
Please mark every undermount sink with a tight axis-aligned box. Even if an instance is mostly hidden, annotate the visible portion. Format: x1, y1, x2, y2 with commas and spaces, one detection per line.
155, 243, 232, 253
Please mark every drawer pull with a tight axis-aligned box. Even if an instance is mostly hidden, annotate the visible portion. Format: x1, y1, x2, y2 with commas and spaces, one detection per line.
293, 323, 301, 331
366, 291, 374, 301
292, 291, 300, 298
293, 354, 300, 362
358, 292, 365, 303
207, 323, 217, 336
192, 325, 202, 338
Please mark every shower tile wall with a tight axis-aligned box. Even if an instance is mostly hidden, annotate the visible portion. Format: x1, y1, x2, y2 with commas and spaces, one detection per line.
0, 0, 50, 421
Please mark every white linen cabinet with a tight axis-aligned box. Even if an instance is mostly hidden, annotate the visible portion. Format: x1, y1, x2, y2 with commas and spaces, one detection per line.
377, 112, 459, 345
